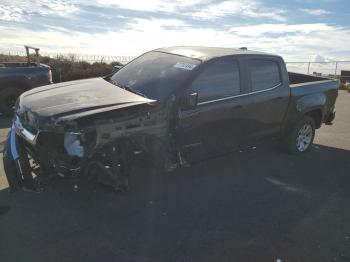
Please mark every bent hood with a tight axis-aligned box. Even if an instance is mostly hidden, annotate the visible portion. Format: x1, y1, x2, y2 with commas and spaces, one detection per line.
18, 77, 155, 119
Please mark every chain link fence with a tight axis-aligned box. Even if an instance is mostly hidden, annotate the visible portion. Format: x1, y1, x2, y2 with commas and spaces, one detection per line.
286, 61, 350, 78
1, 50, 135, 64
2, 50, 350, 79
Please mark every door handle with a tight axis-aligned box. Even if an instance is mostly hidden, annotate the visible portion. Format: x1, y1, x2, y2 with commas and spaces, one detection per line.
274, 96, 284, 100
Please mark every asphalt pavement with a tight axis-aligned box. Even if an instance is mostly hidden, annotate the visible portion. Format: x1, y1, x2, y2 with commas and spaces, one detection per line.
0, 91, 349, 262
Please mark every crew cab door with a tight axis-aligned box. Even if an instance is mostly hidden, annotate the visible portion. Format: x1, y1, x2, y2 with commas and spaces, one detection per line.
176, 57, 246, 159
241, 56, 290, 140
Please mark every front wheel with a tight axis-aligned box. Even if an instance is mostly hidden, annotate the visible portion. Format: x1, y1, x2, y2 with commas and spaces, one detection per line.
284, 116, 316, 155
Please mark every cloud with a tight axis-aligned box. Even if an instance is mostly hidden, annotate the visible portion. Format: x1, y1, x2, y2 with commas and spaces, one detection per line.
230, 23, 334, 36
127, 18, 188, 31
190, 0, 286, 21
0, 0, 78, 23
312, 54, 329, 62
36, 0, 78, 16
300, 8, 331, 16
1, 18, 350, 63
0, 4, 23, 22
94, 0, 201, 12
93, 0, 286, 21
0, 0, 349, 66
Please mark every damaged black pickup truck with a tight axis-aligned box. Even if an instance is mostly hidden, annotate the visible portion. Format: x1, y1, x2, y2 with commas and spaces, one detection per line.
3, 46, 339, 192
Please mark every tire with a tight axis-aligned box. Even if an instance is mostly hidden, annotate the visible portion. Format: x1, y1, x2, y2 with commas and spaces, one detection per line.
0, 86, 24, 116
284, 116, 316, 155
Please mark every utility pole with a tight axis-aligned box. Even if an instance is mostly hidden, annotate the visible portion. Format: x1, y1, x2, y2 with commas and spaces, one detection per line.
334, 61, 338, 76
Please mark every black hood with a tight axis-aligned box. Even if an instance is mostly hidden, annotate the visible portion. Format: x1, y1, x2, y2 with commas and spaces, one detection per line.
18, 77, 155, 120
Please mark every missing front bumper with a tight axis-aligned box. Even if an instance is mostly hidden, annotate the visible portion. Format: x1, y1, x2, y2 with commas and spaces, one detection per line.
3, 125, 41, 192
3, 128, 23, 191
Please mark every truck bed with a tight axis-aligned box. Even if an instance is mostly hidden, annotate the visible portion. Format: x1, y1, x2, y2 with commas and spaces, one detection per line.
0, 64, 49, 76
0, 62, 38, 68
288, 72, 334, 85
289, 71, 339, 93
287, 72, 339, 126
289, 72, 339, 95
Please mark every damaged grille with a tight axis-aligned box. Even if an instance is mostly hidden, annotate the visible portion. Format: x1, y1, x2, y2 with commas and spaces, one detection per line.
16, 134, 41, 176
19, 136, 38, 160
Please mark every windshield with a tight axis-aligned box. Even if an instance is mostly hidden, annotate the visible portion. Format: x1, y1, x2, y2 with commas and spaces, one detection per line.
110, 51, 201, 100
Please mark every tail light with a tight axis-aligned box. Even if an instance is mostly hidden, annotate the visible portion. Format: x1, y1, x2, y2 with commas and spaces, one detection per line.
48, 69, 52, 83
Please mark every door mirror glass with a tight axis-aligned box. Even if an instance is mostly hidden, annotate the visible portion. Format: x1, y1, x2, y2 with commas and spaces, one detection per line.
112, 65, 123, 73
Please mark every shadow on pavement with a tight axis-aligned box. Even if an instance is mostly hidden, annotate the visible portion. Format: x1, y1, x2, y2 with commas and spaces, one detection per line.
0, 117, 11, 153
0, 143, 349, 262
0, 141, 5, 153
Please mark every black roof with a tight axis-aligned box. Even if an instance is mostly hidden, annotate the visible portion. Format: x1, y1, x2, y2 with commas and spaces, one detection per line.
154, 46, 280, 61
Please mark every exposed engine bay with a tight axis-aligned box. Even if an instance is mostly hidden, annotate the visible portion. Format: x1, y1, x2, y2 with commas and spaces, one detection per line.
8, 102, 175, 192
4, 76, 181, 192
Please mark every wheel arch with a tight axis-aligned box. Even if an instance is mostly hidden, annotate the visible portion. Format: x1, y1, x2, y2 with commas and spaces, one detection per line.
295, 93, 326, 129
304, 109, 323, 129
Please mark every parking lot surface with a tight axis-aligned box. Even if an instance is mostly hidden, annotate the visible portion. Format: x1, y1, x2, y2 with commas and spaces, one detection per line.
0, 91, 349, 262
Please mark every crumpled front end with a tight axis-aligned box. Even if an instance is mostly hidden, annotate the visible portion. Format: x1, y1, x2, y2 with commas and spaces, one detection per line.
2, 116, 72, 191
3, 101, 170, 192
2, 76, 177, 192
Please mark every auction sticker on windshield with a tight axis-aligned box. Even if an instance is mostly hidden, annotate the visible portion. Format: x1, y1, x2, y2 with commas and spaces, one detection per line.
174, 62, 197, 70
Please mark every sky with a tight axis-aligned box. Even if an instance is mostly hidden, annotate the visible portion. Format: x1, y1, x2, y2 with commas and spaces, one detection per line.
0, 0, 350, 62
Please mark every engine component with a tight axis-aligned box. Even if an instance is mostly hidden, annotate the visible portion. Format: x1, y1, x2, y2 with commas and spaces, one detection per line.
64, 132, 85, 158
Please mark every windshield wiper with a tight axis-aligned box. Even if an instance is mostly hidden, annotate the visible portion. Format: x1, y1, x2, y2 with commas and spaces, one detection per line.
110, 79, 148, 99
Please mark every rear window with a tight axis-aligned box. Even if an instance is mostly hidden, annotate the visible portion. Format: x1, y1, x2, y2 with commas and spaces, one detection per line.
190, 58, 240, 103
249, 60, 281, 92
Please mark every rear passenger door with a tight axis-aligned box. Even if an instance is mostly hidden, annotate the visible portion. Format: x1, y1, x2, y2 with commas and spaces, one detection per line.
177, 57, 247, 157
242, 56, 290, 140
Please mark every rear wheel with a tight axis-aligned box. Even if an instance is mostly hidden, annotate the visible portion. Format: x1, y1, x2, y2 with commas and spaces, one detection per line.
0, 86, 24, 115
284, 116, 316, 155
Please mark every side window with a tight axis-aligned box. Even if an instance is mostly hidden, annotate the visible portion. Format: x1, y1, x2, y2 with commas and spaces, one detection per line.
249, 59, 281, 92
190, 59, 240, 103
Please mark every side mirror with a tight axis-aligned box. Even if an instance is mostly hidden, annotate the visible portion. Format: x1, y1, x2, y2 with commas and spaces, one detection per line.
187, 92, 198, 108
112, 65, 123, 73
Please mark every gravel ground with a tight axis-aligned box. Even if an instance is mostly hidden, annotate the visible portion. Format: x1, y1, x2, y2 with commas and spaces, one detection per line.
0, 91, 349, 262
